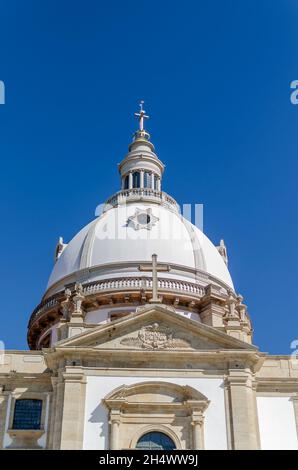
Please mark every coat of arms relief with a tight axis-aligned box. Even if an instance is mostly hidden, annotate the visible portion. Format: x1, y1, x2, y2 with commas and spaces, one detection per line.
120, 323, 192, 350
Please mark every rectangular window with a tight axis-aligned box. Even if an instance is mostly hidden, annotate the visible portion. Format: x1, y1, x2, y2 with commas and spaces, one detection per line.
12, 399, 42, 430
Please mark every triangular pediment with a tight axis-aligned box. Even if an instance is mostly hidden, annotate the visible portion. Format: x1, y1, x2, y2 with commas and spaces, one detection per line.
54, 304, 258, 352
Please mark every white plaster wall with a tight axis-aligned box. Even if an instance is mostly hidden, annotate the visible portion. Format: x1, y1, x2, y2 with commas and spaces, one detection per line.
85, 307, 134, 324
85, 307, 201, 325
257, 397, 298, 450
83, 376, 227, 450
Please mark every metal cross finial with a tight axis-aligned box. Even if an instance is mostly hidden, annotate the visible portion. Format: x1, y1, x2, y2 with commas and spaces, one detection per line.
134, 100, 149, 131
139, 254, 170, 303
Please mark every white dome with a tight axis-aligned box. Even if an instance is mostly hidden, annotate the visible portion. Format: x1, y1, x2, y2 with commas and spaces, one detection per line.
46, 202, 234, 294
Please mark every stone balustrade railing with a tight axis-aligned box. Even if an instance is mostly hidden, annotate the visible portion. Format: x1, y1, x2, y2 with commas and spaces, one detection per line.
104, 189, 180, 212
83, 277, 205, 296
28, 277, 205, 327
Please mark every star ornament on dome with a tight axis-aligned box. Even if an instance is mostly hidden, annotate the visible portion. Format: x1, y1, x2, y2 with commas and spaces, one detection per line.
127, 208, 159, 231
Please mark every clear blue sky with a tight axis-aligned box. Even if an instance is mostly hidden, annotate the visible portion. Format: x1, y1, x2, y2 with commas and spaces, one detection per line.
0, 0, 297, 353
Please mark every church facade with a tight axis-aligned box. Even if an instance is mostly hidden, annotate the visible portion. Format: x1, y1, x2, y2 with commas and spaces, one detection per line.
1, 104, 298, 450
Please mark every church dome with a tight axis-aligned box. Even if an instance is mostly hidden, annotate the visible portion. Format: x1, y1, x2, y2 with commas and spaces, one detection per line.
46, 202, 233, 295
28, 102, 242, 350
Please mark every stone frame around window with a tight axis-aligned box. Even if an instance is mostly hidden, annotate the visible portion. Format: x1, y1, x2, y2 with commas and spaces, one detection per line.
6, 391, 48, 449
103, 381, 210, 450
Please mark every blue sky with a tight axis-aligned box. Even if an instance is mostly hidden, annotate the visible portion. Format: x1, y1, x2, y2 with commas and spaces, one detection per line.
0, 0, 297, 353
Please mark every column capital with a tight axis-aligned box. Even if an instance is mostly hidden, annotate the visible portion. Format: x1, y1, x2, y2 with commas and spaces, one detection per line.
62, 371, 86, 384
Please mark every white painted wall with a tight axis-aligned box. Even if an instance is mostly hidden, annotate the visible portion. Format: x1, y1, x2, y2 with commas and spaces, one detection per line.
257, 396, 298, 450
85, 307, 201, 325
83, 376, 227, 450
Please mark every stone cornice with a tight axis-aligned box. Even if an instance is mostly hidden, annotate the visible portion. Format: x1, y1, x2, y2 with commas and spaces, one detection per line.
44, 347, 265, 373
256, 377, 298, 392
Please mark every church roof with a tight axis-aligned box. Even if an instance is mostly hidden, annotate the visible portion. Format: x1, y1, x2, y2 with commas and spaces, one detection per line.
46, 102, 234, 296
47, 201, 233, 294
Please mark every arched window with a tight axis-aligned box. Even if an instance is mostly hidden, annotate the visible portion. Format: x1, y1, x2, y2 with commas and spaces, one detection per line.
12, 399, 42, 430
123, 175, 129, 190
132, 171, 140, 188
136, 432, 176, 450
144, 172, 152, 188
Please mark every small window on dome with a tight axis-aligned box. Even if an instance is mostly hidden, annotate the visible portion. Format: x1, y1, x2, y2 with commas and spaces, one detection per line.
137, 213, 151, 225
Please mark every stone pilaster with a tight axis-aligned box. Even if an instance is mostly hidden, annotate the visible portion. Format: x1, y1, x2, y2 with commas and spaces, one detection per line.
0, 387, 9, 449
51, 377, 65, 450
58, 370, 87, 450
191, 412, 205, 449
109, 410, 121, 450
1, 391, 12, 449
225, 369, 260, 449
292, 395, 298, 439
47, 377, 58, 449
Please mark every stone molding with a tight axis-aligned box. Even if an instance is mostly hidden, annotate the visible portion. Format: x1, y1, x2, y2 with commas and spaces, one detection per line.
103, 381, 209, 450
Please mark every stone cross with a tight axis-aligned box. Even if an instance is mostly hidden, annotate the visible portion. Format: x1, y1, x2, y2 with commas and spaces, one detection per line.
134, 100, 149, 131
139, 254, 170, 303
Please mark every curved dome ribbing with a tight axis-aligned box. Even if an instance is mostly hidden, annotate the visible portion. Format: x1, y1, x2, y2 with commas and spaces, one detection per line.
47, 202, 233, 293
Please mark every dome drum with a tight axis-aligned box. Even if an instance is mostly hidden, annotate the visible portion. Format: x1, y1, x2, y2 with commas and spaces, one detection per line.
27, 276, 230, 349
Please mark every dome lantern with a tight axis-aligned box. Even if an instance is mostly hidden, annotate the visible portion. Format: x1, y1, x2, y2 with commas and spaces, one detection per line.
118, 101, 165, 194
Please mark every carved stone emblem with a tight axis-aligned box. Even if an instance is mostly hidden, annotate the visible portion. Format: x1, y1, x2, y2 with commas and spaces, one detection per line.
127, 208, 159, 230
120, 323, 191, 350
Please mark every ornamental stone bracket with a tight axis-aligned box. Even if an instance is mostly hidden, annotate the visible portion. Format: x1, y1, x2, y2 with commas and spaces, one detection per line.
7, 429, 45, 449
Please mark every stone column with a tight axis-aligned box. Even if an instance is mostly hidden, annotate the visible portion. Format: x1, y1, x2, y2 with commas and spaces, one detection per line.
140, 170, 144, 188
129, 172, 133, 189
58, 371, 87, 450
151, 172, 155, 189
157, 177, 161, 191
109, 410, 121, 450
226, 370, 260, 449
191, 412, 204, 449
